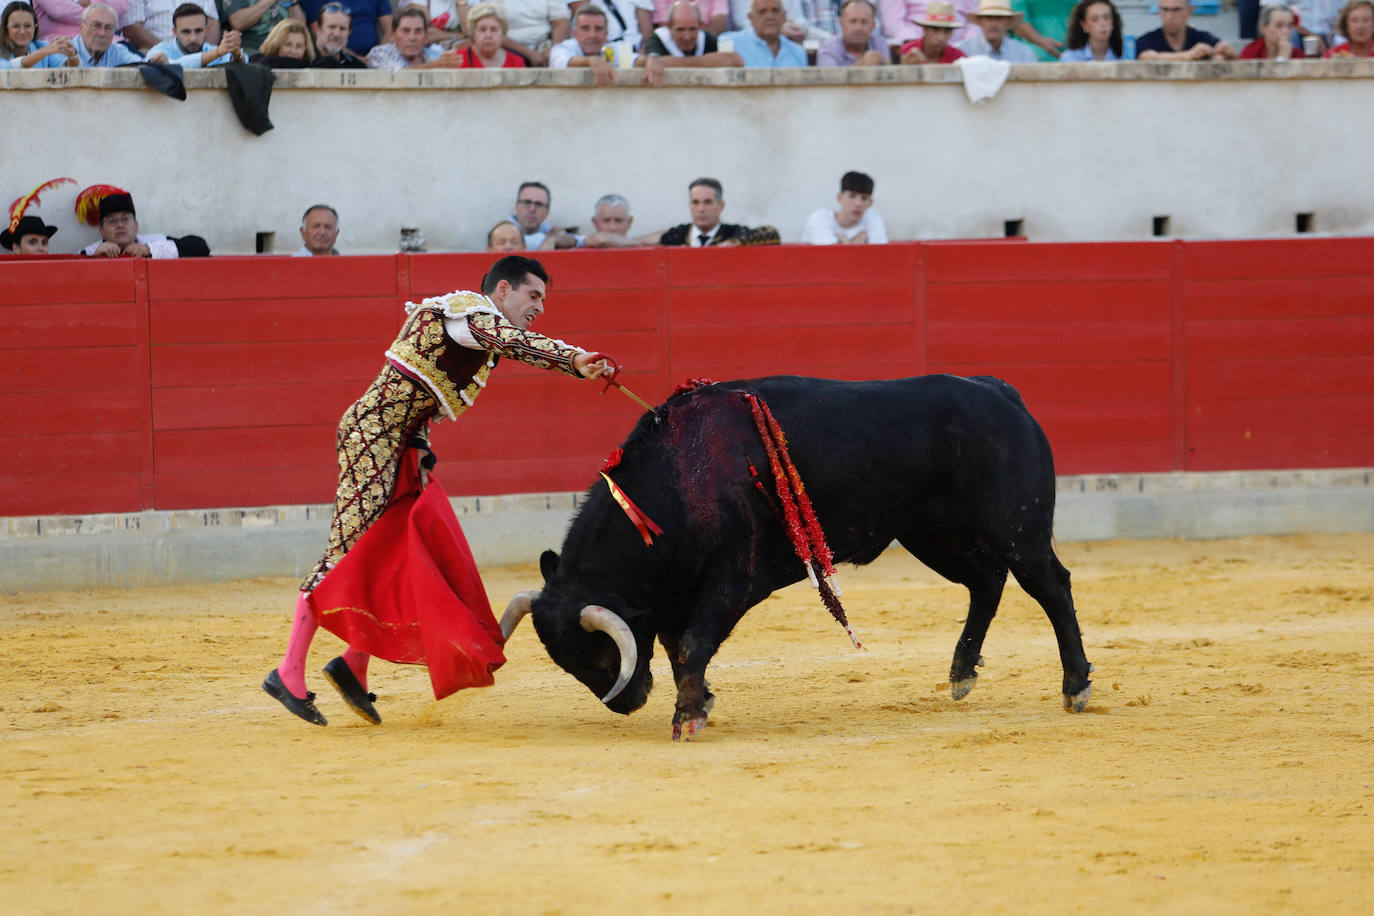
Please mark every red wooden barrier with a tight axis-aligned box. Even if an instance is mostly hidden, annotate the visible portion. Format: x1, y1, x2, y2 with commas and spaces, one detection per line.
2, 238, 1371, 516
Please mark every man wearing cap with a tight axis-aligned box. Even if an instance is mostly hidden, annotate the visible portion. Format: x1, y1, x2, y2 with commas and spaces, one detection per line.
81, 194, 179, 259
1, 216, 59, 255
899, 1, 967, 60
1136, 0, 1237, 59
816, 0, 887, 65
955, 0, 1037, 60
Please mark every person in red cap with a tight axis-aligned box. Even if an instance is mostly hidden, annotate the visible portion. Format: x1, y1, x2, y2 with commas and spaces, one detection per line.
263, 255, 620, 727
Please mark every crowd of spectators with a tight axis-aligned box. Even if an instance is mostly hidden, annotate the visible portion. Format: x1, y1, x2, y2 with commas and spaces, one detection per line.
4, 0, 1371, 72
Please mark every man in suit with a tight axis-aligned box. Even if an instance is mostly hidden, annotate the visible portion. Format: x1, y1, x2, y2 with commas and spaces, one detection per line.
593, 177, 779, 247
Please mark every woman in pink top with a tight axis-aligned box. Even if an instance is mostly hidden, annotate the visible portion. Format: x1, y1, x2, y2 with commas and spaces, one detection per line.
1323, 0, 1373, 55
35, 0, 128, 39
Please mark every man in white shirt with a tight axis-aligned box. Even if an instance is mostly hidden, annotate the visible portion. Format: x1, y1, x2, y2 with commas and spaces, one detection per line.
122, 0, 220, 50
569, 0, 654, 51
145, 4, 242, 67
294, 204, 341, 256
81, 193, 180, 259
801, 171, 889, 245
955, 0, 1038, 61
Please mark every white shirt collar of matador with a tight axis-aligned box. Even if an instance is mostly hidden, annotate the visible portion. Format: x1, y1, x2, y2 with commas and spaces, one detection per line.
388, 289, 586, 421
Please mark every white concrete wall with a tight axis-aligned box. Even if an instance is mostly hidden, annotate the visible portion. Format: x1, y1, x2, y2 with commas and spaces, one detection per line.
3, 61, 1372, 255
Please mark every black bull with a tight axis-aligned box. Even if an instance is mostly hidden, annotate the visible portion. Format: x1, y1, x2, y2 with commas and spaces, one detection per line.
501, 374, 1093, 739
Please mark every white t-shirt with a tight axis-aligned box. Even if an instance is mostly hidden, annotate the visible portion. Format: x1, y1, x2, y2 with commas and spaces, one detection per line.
800, 207, 888, 245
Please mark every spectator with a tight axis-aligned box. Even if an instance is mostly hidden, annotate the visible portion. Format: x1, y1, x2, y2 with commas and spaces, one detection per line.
1240, 3, 1304, 56
569, 0, 652, 52
817, 0, 885, 64
409, 0, 462, 45
654, 0, 727, 33
455, 2, 526, 66
495, 0, 569, 66
956, 0, 1037, 59
1007, 0, 1068, 59
638, 0, 743, 84
510, 181, 577, 249
638, 177, 780, 246
801, 171, 887, 245
298, 0, 388, 56
1136, 0, 1237, 59
1325, 0, 1374, 55
728, 0, 829, 41
486, 220, 526, 251
223, 0, 304, 56
81, 192, 180, 259
580, 193, 638, 247
34, 0, 128, 40
122, 0, 217, 51
2, 1, 76, 68
719, 0, 806, 66
251, 15, 314, 63
146, 4, 241, 66
367, 6, 461, 68
310, 2, 367, 66
295, 204, 340, 256
1058, 0, 1121, 60
1, 214, 59, 254
882, 0, 980, 46
73, 3, 144, 65
899, 1, 967, 61
551, 5, 625, 80
1292, 0, 1339, 50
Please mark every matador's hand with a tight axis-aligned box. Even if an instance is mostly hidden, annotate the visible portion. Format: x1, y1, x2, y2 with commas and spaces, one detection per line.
574, 352, 616, 380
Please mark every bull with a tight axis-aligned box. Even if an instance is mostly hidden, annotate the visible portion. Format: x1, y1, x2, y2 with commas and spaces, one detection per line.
501, 374, 1093, 739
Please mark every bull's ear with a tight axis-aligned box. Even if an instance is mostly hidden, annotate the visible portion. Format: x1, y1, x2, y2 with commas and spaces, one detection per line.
539, 549, 560, 583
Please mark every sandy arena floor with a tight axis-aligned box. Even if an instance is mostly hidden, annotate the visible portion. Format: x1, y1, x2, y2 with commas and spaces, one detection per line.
1, 534, 1371, 914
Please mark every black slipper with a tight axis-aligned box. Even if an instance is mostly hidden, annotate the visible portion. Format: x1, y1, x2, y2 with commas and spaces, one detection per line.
262, 669, 327, 726
322, 657, 381, 725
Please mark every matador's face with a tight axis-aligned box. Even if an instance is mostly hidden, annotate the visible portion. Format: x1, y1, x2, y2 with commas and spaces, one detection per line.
495, 276, 547, 330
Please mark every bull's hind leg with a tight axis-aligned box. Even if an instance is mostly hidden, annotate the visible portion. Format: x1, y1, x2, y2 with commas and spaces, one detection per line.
896, 531, 1008, 702
1005, 545, 1093, 712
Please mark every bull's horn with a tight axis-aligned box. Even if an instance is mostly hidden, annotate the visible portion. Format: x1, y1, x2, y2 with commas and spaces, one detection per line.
579, 605, 638, 704
499, 590, 539, 640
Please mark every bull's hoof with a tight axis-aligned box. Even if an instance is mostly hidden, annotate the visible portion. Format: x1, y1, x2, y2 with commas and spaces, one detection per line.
1063, 682, 1092, 713
951, 674, 977, 701
672, 715, 708, 741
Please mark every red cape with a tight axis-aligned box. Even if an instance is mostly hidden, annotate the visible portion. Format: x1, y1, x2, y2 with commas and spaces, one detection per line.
307, 452, 506, 699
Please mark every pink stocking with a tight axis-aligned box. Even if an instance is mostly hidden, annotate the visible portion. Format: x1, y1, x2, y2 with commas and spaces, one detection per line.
277, 592, 318, 699
342, 647, 371, 690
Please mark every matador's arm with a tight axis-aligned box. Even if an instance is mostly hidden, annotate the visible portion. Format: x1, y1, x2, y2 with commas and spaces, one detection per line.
460, 310, 586, 378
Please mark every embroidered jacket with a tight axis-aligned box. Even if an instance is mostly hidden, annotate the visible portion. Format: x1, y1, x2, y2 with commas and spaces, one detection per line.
384, 290, 585, 423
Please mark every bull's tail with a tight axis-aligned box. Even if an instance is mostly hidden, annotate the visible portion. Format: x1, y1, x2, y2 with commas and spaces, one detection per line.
967, 375, 1026, 411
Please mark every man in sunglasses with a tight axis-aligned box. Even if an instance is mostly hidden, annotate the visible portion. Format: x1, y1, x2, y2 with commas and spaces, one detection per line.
310, 2, 367, 66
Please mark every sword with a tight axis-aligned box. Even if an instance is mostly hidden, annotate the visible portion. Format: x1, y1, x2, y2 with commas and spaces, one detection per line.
590, 354, 656, 412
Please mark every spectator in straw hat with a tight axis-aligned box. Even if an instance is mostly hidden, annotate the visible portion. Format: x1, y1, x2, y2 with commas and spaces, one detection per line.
899, 1, 967, 60
955, 0, 1037, 60
881, 0, 980, 45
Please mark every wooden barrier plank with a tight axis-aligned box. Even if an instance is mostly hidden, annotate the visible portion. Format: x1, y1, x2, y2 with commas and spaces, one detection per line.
1, 303, 140, 351
0, 389, 143, 437
431, 413, 636, 462
0, 474, 143, 516
668, 283, 915, 328
528, 288, 663, 334
1052, 440, 1174, 474
1183, 277, 1374, 320
927, 280, 1172, 323
926, 241, 1170, 283
150, 297, 400, 345
1182, 238, 1374, 280
0, 259, 137, 305
153, 381, 364, 430
1186, 434, 1374, 471
405, 249, 661, 295
150, 341, 383, 387
146, 255, 400, 299
1186, 396, 1374, 439
670, 324, 918, 374
1185, 356, 1374, 400
153, 466, 338, 510
154, 425, 337, 472
1, 347, 142, 394
1034, 399, 1173, 442
928, 320, 1171, 363
1187, 317, 1374, 360
666, 243, 914, 288
927, 362, 1173, 403
2, 431, 143, 476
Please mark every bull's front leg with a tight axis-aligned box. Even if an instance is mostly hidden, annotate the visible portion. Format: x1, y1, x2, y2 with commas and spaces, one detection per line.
660, 633, 714, 716
666, 628, 724, 741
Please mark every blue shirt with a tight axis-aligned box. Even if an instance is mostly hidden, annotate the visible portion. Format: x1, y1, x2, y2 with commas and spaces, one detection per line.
339, 0, 393, 55
1058, 45, 1119, 61
73, 35, 144, 67
146, 39, 233, 68
2, 39, 68, 69
719, 27, 807, 67
955, 32, 1039, 62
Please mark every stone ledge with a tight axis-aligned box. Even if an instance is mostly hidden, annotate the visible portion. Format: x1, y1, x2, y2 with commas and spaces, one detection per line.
3, 58, 1372, 91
